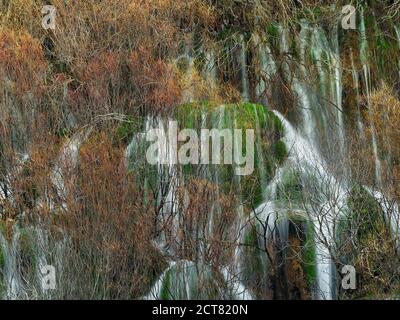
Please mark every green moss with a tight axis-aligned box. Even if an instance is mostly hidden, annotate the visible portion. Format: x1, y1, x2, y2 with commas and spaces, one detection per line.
56, 128, 71, 139
267, 23, 279, 38
53, 61, 70, 74
347, 185, 384, 241
302, 221, 317, 285
274, 140, 287, 163
19, 228, 38, 271
114, 116, 143, 145
277, 169, 303, 202
336, 185, 386, 267
376, 34, 391, 51
135, 101, 286, 210
160, 269, 172, 300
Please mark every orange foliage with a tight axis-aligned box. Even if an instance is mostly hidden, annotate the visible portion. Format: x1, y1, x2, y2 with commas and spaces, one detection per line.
82, 51, 121, 106
367, 84, 400, 198
56, 133, 164, 298
129, 46, 182, 113
0, 30, 47, 98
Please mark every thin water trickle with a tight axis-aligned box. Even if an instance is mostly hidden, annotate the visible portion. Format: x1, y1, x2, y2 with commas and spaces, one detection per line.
238, 35, 250, 102
360, 10, 382, 186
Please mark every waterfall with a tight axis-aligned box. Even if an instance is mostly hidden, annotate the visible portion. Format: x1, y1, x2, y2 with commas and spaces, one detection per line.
204, 49, 217, 85
350, 50, 366, 141
3, 4, 400, 301
267, 23, 352, 299
359, 10, 382, 186
279, 22, 347, 155
51, 136, 81, 209
238, 35, 250, 102
0, 228, 21, 299
298, 23, 346, 156
279, 24, 311, 140
253, 162, 290, 251
365, 187, 400, 249
133, 103, 288, 300
231, 109, 253, 300
143, 259, 252, 300
330, 25, 345, 155
254, 34, 276, 101
180, 44, 196, 103
273, 111, 349, 300
142, 22, 360, 300
296, 22, 316, 144
0, 153, 29, 211
143, 117, 180, 252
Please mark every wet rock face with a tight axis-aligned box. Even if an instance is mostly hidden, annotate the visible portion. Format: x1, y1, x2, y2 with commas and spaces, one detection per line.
240, 215, 314, 300
263, 219, 312, 300
285, 221, 311, 300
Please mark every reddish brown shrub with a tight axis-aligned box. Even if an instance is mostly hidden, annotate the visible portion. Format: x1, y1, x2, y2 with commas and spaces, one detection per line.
0, 30, 47, 99
129, 46, 182, 113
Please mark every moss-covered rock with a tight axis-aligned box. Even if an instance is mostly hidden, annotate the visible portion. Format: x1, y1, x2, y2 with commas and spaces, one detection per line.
344, 185, 385, 243
124, 101, 287, 208
126, 101, 292, 299
302, 220, 317, 287
276, 168, 303, 203
274, 140, 288, 163
337, 185, 400, 299
241, 211, 315, 299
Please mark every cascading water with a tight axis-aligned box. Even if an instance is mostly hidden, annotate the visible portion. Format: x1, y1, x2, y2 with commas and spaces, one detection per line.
238, 35, 250, 102
294, 22, 316, 144
350, 50, 366, 141
0, 225, 68, 300
273, 111, 349, 300
0, 228, 21, 299
266, 24, 350, 298
203, 49, 217, 86
137, 18, 385, 300
129, 103, 283, 300
330, 25, 346, 155
2, 6, 400, 301
51, 136, 82, 209
254, 34, 276, 101
359, 10, 382, 186
286, 22, 347, 158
